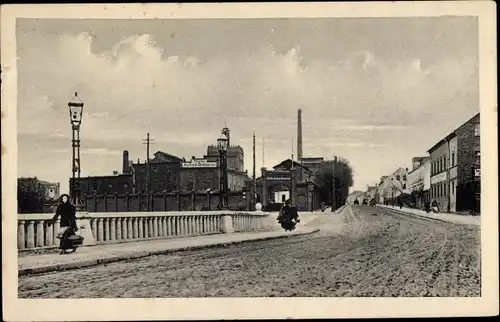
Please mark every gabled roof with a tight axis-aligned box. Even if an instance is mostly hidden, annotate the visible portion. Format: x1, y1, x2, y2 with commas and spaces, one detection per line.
153, 151, 184, 162
272, 159, 313, 174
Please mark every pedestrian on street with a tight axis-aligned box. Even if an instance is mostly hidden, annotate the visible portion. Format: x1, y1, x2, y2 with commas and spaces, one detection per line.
48, 194, 81, 255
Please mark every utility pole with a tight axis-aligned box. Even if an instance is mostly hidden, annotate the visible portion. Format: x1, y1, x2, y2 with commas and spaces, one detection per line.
143, 133, 155, 211
252, 131, 256, 210
262, 137, 265, 167
332, 156, 337, 212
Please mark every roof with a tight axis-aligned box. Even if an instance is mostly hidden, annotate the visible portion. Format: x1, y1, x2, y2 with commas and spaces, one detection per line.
427, 113, 478, 154
153, 151, 184, 161
272, 159, 313, 173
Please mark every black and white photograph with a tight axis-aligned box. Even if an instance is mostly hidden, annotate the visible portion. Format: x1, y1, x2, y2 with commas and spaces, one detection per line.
1, 2, 497, 320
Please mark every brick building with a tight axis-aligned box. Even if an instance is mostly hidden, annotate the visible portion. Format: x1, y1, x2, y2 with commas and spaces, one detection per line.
428, 113, 480, 213
455, 113, 480, 213
77, 144, 250, 198
131, 151, 183, 193
205, 145, 245, 172
256, 159, 321, 212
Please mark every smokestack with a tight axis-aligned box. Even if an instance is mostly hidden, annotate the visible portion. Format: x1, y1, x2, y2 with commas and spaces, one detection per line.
123, 150, 130, 174
297, 109, 303, 161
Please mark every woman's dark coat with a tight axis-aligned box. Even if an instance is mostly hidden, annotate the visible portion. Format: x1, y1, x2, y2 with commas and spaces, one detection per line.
52, 195, 77, 229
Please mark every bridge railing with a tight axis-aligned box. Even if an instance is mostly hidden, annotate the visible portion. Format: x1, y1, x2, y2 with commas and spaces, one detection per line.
17, 211, 271, 250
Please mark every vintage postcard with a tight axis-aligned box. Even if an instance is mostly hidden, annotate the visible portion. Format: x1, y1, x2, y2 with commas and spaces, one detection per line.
1, 2, 498, 320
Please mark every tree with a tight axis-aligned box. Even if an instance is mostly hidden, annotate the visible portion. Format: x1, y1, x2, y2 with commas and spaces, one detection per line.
313, 158, 354, 208
17, 177, 47, 213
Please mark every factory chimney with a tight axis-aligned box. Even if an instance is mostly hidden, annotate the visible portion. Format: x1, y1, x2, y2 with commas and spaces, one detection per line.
123, 150, 130, 174
297, 109, 303, 162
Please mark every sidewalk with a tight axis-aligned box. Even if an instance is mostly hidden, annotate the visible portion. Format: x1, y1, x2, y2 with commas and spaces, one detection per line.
18, 227, 319, 276
377, 204, 480, 226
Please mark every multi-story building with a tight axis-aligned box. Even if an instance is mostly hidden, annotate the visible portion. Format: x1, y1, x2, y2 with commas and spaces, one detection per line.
428, 133, 455, 212
376, 168, 409, 205
407, 157, 431, 208
428, 113, 480, 213
205, 145, 244, 172
455, 113, 480, 213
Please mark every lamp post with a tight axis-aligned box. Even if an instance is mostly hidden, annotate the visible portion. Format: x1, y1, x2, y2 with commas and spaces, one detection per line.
68, 92, 84, 207
217, 134, 229, 209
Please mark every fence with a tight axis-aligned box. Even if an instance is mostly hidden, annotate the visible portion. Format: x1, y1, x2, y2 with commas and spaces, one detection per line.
17, 211, 271, 251
83, 191, 249, 213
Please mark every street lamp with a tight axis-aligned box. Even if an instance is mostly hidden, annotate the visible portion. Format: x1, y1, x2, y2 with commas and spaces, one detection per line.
217, 134, 229, 209
68, 92, 84, 207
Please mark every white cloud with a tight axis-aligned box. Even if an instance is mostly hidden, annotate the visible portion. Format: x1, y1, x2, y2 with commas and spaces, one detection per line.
17, 31, 478, 192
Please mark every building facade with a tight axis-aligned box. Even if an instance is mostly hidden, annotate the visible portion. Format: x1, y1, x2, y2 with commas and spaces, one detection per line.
455, 113, 480, 213
407, 157, 430, 208
427, 112, 480, 214
428, 132, 454, 212
376, 168, 409, 205
205, 145, 244, 172
39, 180, 61, 200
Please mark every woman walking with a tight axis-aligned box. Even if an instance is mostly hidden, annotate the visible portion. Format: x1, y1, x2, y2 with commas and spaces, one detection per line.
48, 194, 81, 254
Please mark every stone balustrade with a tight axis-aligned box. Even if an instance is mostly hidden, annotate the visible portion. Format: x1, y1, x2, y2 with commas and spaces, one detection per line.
17, 211, 271, 251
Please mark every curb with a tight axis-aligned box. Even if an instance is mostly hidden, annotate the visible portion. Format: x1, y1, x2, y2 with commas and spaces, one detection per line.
378, 206, 471, 225
18, 228, 320, 276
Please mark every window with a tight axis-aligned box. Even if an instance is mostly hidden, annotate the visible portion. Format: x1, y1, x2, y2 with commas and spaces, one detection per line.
452, 152, 455, 167
396, 175, 400, 181
187, 182, 194, 191
443, 157, 446, 170
403, 175, 407, 181
474, 123, 480, 136
452, 181, 455, 195
282, 195, 286, 202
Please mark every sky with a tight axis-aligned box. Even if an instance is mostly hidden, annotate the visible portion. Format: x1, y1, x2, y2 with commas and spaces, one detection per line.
16, 17, 479, 193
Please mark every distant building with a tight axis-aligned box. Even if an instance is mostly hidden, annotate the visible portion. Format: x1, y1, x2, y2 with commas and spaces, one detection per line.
39, 180, 61, 200
256, 159, 321, 211
76, 144, 250, 197
376, 168, 410, 205
407, 157, 431, 208
347, 190, 365, 204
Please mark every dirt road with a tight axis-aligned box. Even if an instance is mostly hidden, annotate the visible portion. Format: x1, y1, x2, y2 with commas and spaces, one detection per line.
18, 206, 480, 297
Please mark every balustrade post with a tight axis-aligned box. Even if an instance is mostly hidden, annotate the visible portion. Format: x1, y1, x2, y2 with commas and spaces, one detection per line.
181, 217, 187, 235
138, 217, 144, 238
133, 218, 139, 239
91, 219, 97, 241
45, 220, 53, 246
147, 217, 152, 237
110, 218, 116, 241
163, 217, 167, 236
18, 220, 26, 250
152, 217, 158, 237
121, 218, 127, 240
26, 221, 35, 248
166, 217, 170, 236
127, 217, 133, 239
53, 219, 60, 244
97, 218, 104, 242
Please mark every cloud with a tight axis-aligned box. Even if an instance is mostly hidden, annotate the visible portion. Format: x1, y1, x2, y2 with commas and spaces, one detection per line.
17, 31, 478, 192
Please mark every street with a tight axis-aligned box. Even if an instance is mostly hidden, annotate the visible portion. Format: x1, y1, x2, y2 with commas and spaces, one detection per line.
18, 206, 481, 298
